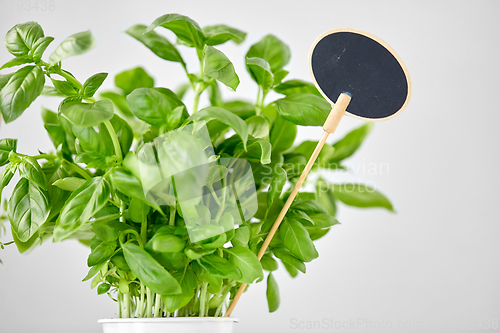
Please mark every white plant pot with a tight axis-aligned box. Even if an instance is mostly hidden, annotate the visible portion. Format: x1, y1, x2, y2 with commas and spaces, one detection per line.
98, 317, 238, 333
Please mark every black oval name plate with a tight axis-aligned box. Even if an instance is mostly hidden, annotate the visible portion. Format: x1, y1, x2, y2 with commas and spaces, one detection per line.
310, 29, 411, 121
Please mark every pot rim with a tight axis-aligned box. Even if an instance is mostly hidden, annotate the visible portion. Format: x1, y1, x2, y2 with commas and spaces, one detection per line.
98, 317, 239, 324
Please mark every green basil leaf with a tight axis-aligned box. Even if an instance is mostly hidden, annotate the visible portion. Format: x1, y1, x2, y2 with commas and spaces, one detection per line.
110, 253, 130, 272
82, 262, 105, 282
246, 35, 290, 73
49, 30, 96, 65
115, 67, 154, 96
246, 57, 274, 91
109, 114, 133, 155
87, 241, 116, 267
146, 14, 204, 49
270, 115, 296, 153
54, 176, 110, 241
8, 178, 50, 242
151, 234, 186, 253
290, 199, 327, 215
45, 166, 71, 221
286, 210, 314, 226
232, 225, 250, 248
109, 168, 146, 201
184, 247, 215, 260
222, 100, 256, 119
163, 267, 196, 312
100, 91, 132, 117
234, 138, 271, 164
41, 85, 64, 97
126, 24, 185, 67
109, 168, 161, 212
141, 87, 186, 130
50, 78, 78, 96
275, 93, 331, 126
92, 220, 132, 243
224, 246, 263, 284
315, 179, 337, 216
5, 21, 44, 57
0, 65, 45, 123
0, 139, 17, 166
245, 115, 269, 139
202, 25, 246, 46
82, 73, 108, 98
331, 183, 394, 211
198, 254, 242, 280
0, 56, 33, 70
266, 273, 280, 312
274, 79, 322, 97
273, 69, 289, 87
267, 165, 286, 207
0, 163, 17, 200
261, 253, 278, 271
280, 218, 318, 262
30, 36, 54, 61
199, 233, 226, 250
273, 247, 306, 273
308, 213, 339, 229
203, 45, 239, 91
122, 242, 182, 295
18, 157, 47, 189
97, 283, 111, 295
52, 177, 86, 192
295, 140, 335, 169
10, 227, 39, 253
308, 227, 330, 241
127, 88, 171, 126
207, 274, 223, 295
188, 106, 248, 149
60, 99, 114, 127
330, 123, 373, 163
0, 74, 14, 90
72, 122, 114, 169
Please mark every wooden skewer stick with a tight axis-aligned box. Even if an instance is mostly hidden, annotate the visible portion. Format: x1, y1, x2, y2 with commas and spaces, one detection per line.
224, 92, 351, 317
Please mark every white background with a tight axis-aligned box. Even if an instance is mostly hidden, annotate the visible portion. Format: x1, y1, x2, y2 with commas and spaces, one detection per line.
1, 1, 499, 332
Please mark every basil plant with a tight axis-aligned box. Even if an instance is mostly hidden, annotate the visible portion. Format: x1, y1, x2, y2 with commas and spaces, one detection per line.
0, 14, 394, 318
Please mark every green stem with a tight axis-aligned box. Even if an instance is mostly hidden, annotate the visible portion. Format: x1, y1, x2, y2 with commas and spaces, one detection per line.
63, 161, 91, 180
215, 179, 227, 221
120, 202, 126, 224
192, 84, 201, 113
104, 120, 123, 163
146, 287, 153, 318
193, 285, 201, 315
154, 294, 162, 318
256, 86, 262, 115
199, 282, 209, 317
33, 154, 56, 160
208, 184, 222, 206
0, 241, 14, 247
214, 284, 232, 317
124, 292, 131, 318
117, 292, 122, 318
56, 69, 82, 89
140, 213, 147, 247
169, 205, 176, 226
138, 283, 145, 318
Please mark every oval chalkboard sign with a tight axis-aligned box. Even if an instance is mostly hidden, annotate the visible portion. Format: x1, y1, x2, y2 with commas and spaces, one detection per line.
309, 29, 411, 121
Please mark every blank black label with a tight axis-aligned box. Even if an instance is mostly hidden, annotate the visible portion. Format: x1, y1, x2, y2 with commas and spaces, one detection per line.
311, 31, 409, 119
